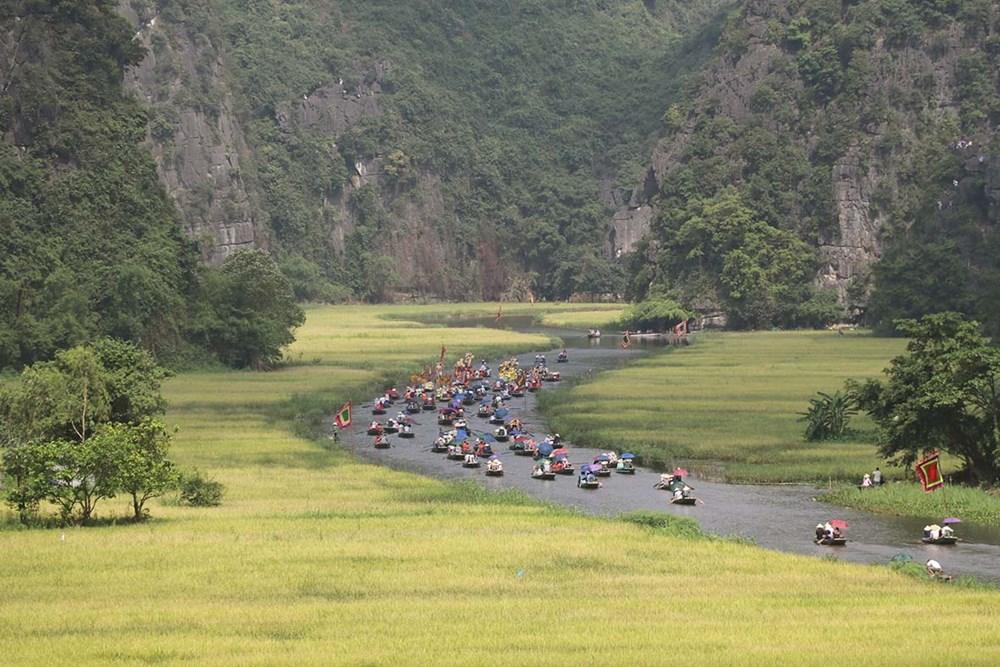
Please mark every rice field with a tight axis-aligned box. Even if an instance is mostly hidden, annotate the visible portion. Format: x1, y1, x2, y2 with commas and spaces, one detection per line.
821, 483, 1000, 527
541, 330, 908, 483
537, 308, 624, 329
3, 307, 1000, 665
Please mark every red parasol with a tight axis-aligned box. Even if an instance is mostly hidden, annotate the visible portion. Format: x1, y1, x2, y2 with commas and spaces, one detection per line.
829, 519, 849, 529
672, 467, 689, 477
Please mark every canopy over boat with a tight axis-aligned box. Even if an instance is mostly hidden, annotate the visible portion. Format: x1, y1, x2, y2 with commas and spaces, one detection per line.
620, 452, 636, 460
594, 453, 610, 462
494, 407, 510, 419
538, 443, 554, 457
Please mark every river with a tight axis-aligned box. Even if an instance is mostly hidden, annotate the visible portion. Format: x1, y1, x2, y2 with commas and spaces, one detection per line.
343, 317, 1000, 582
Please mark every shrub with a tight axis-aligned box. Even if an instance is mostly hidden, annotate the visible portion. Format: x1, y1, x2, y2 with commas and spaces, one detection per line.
799, 390, 857, 441
179, 470, 225, 507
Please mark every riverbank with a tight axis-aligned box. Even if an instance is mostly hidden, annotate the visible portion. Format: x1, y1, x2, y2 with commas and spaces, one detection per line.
3, 305, 1000, 664
821, 484, 1000, 528
539, 329, 908, 483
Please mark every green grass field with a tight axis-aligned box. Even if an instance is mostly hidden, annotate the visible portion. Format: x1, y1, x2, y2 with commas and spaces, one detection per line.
3, 307, 1000, 664
541, 330, 908, 483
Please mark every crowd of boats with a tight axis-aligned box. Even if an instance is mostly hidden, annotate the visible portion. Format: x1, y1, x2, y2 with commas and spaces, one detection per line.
363, 351, 702, 503
359, 348, 966, 558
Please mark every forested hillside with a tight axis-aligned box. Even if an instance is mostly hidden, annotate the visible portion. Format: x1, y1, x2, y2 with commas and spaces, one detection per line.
623, 0, 1000, 332
0, 1, 200, 365
120, 0, 732, 302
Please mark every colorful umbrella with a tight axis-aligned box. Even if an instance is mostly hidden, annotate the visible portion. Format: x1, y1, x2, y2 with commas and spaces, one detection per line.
489, 454, 499, 460
672, 467, 688, 477
538, 443, 554, 456
942, 517, 962, 524
595, 453, 610, 462
829, 519, 849, 529
494, 407, 510, 419
620, 452, 636, 460
551, 447, 569, 458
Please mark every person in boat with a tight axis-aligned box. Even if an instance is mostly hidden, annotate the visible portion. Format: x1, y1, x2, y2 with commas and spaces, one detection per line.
823, 522, 835, 539
941, 524, 955, 538
815, 524, 825, 541
374, 434, 388, 447
861, 473, 872, 488
928, 524, 942, 540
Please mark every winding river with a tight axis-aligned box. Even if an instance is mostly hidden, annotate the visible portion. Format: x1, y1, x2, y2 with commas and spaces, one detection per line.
344, 317, 1000, 582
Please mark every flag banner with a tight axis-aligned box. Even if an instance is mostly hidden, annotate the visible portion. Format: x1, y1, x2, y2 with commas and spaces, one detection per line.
334, 401, 352, 429
496, 305, 503, 322
915, 450, 944, 493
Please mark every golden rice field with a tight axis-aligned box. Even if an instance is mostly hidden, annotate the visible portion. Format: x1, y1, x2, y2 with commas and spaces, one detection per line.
542, 330, 908, 483
3, 306, 1000, 665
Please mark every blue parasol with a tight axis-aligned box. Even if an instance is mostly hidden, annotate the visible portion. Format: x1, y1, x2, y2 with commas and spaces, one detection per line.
538, 443, 554, 457
594, 453, 610, 462
481, 433, 497, 443
620, 452, 636, 460
494, 407, 510, 419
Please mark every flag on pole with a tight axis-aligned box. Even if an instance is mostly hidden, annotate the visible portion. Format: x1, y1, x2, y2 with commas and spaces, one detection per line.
915, 450, 944, 493
334, 401, 352, 429
439, 345, 447, 364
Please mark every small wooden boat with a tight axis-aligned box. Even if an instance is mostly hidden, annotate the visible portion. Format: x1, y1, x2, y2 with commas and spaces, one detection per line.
485, 462, 504, 476
398, 427, 415, 439
373, 438, 391, 450
493, 428, 509, 442
431, 441, 449, 453
587, 329, 601, 339
509, 387, 525, 397
366, 423, 384, 436
406, 401, 421, 414
422, 398, 436, 411
532, 469, 556, 481
615, 462, 636, 475
670, 496, 698, 506
543, 370, 561, 382
372, 406, 386, 415
462, 457, 481, 468
383, 421, 400, 434
447, 449, 464, 461
921, 536, 959, 545
578, 477, 600, 489
815, 537, 847, 546
557, 352, 568, 363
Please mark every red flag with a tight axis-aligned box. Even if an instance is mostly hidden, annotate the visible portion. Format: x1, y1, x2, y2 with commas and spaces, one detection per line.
915, 450, 944, 493
334, 401, 352, 429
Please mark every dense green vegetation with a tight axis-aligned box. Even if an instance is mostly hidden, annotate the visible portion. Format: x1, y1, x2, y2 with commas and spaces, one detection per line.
141, 0, 731, 301
850, 313, 1000, 485
0, 3, 304, 370
633, 0, 1000, 332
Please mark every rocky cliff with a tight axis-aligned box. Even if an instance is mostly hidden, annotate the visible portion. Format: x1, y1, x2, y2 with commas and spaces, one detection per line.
114, 0, 732, 301
617, 0, 999, 321
119, 1, 259, 264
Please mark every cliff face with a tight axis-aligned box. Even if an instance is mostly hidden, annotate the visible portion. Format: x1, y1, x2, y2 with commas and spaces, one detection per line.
113, 0, 732, 302
119, 1, 259, 264
618, 0, 999, 317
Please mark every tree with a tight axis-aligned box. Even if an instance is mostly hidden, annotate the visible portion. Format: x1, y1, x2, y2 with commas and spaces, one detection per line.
0, 340, 165, 444
4, 437, 120, 524
850, 313, 1000, 484
197, 250, 305, 368
104, 420, 178, 521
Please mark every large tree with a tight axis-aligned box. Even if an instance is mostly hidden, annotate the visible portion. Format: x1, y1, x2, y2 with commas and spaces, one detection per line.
851, 313, 1000, 484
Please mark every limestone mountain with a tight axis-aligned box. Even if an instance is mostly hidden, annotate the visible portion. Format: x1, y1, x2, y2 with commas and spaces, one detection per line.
117, 0, 733, 302
618, 0, 1000, 332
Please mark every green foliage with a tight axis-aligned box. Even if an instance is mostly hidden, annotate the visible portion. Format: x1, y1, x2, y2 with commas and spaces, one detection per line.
618, 296, 691, 331
850, 313, 1000, 484
178, 469, 225, 507
107, 419, 179, 521
647, 0, 999, 329
799, 391, 858, 441
0, 340, 166, 444
0, 1, 201, 369
194, 250, 305, 369
187, 0, 731, 300
644, 189, 815, 328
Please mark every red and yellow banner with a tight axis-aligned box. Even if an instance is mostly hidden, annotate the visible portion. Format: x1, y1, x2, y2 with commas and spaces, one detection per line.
334, 401, 352, 429
915, 450, 944, 493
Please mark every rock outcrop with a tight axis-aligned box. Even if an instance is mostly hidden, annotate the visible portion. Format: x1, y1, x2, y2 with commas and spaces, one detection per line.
120, 2, 260, 264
